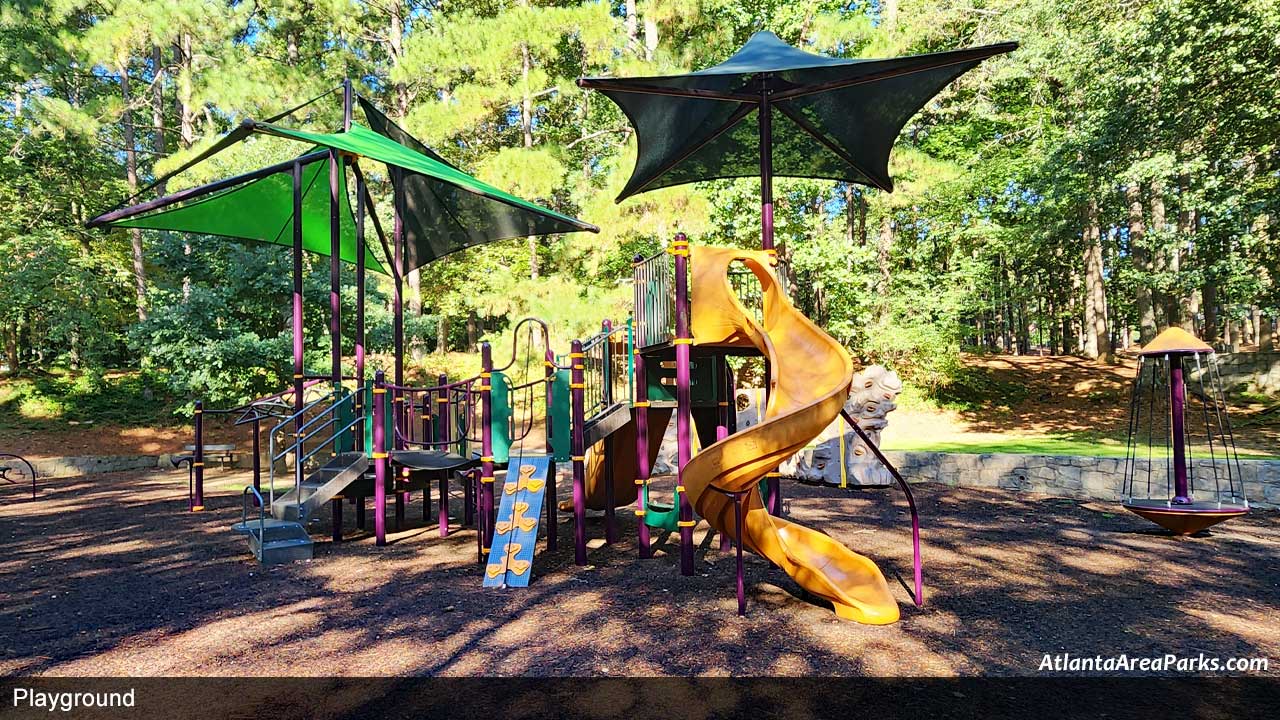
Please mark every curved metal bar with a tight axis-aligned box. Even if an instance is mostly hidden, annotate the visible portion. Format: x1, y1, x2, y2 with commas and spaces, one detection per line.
841, 408, 923, 608
0, 453, 37, 499
491, 317, 554, 373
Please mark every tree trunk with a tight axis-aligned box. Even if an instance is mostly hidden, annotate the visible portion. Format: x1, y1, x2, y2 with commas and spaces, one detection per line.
1201, 282, 1219, 344
1082, 199, 1111, 361
519, 32, 539, 280
1175, 176, 1196, 333
876, 212, 892, 321
466, 312, 479, 351
643, 15, 658, 61
175, 36, 195, 299
435, 315, 449, 355
1150, 177, 1179, 328
625, 0, 639, 53
119, 62, 148, 322
4, 325, 17, 374
1127, 183, 1156, 342
1261, 316, 1275, 351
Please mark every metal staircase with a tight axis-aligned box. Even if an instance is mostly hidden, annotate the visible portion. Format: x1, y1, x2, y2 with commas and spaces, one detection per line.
232, 385, 367, 564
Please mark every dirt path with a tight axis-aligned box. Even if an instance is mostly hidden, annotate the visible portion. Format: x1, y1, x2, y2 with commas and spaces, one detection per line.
1, 468, 1276, 677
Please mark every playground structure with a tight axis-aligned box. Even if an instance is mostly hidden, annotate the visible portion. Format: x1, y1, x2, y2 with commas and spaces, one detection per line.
1122, 327, 1250, 535
83, 34, 1028, 623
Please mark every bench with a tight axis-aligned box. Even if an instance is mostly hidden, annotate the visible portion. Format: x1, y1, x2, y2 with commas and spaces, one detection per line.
184, 444, 239, 469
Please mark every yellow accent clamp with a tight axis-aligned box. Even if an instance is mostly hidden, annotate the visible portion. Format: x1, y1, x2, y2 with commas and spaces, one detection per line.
635, 510, 647, 517
191, 505, 205, 511
766, 472, 782, 478
571, 455, 586, 462
676, 485, 686, 493
373, 388, 387, 395
477, 384, 491, 391
480, 456, 494, 463
633, 401, 651, 408
677, 520, 696, 528
673, 338, 693, 345
480, 372, 492, 379
569, 383, 586, 389
372, 452, 388, 459
192, 462, 205, 468
480, 475, 495, 483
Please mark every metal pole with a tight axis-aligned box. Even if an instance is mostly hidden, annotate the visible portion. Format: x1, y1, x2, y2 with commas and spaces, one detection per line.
571, 339, 587, 565
392, 170, 405, 442
602, 319, 616, 545
634, 351, 652, 559
373, 370, 388, 546
480, 344, 496, 556
354, 164, 366, 453
252, 416, 261, 507
1170, 354, 1190, 503
192, 400, 204, 511
759, 88, 774, 254
291, 160, 305, 439
342, 78, 352, 131
329, 149, 342, 386
673, 232, 695, 576
718, 425, 731, 552
544, 348, 558, 551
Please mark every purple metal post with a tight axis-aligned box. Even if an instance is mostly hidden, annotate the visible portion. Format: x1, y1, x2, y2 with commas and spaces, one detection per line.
356, 496, 365, 530
673, 232, 695, 576
328, 149, 342, 385
480, 344, 496, 556
570, 339, 588, 565
1170, 354, 1190, 503
717, 425, 731, 552
331, 497, 342, 542
759, 89, 775, 254
392, 171, 405, 443
544, 349, 558, 551
192, 400, 204, 511
733, 489, 745, 616
354, 163, 366, 452
290, 160, 305, 440
634, 351, 652, 559
602, 320, 616, 545
373, 371, 388, 546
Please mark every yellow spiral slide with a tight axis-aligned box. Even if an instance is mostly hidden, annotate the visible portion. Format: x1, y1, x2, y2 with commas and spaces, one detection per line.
684, 245, 900, 624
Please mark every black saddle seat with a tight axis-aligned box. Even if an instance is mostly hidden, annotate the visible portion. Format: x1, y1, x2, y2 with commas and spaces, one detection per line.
390, 449, 477, 472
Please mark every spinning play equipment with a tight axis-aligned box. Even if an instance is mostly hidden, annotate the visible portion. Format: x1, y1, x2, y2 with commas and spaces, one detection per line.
1122, 327, 1250, 535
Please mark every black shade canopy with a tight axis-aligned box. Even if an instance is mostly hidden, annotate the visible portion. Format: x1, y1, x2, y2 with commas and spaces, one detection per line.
580, 31, 1017, 201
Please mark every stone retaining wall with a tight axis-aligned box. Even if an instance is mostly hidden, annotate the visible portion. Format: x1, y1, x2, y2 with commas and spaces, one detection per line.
1211, 351, 1280, 395
880, 451, 1280, 509
30, 454, 179, 478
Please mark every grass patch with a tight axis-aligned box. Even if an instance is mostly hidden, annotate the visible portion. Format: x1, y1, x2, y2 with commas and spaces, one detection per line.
882, 434, 1280, 460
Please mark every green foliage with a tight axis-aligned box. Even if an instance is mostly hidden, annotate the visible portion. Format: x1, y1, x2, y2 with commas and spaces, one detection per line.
4, 0, 1278, 423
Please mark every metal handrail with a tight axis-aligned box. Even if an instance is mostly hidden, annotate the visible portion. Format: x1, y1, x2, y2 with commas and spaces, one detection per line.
242, 485, 267, 556
0, 453, 37, 499
266, 387, 362, 508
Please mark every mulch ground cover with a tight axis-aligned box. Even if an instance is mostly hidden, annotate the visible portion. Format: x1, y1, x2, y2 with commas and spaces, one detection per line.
1, 467, 1276, 677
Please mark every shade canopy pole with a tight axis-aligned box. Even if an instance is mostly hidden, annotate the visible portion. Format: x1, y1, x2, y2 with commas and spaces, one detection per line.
759, 85, 774, 254
392, 168, 406, 442
355, 160, 367, 451
291, 160, 305, 425
329, 150, 343, 386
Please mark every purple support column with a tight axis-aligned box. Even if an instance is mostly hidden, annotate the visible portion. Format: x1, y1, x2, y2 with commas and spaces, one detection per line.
602, 320, 616, 545
571, 339, 588, 566
1170, 354, 1190, 503
673, 232, 695, 576
733, 489, 746, 616
328, 149, 342, 385
290, 160, 305, 443
480, 343, 496, 556
717, 425, 731, 552
759, 90, 775, 254
354, 163, 366, 453
438, 471, 449, 538
192, 400, 204, 511
331, 498, 343, 542
634, 351, 652, 559
356, 496, 365, 530
392, 171, 406, 444
373, 371, 388, 546
544, 349, 558, 551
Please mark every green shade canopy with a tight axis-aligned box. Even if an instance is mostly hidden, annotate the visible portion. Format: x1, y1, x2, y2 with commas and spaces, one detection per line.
93, 107, 597, 274
580, 31, 1017, 200
111, 148, 385, 273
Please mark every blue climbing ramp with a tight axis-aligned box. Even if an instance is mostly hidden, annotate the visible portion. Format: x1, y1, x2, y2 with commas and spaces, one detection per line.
484, 455, 553, 588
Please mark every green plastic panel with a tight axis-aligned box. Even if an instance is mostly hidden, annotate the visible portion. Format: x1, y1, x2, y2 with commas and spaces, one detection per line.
549, 369, 571, 462
490, 371, 513, 464
645, 358, 719, 406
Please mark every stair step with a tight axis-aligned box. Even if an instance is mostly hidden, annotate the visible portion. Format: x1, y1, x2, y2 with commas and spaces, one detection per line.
244, 519, 313, 564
